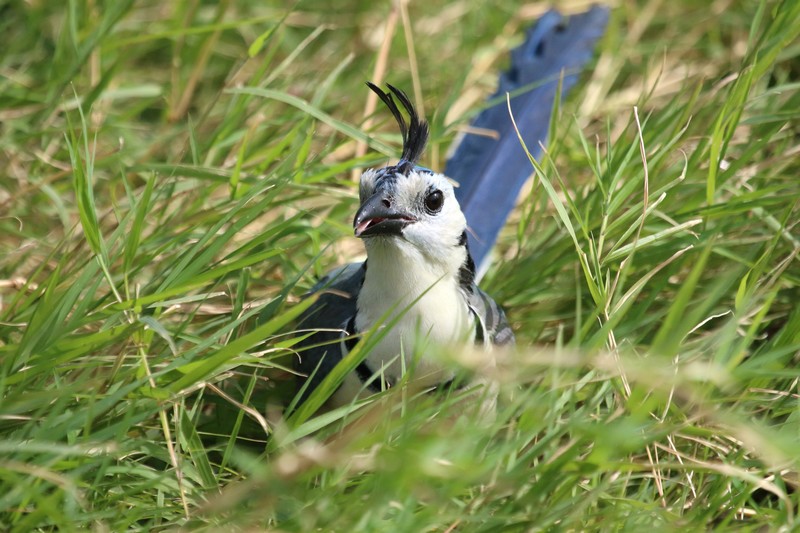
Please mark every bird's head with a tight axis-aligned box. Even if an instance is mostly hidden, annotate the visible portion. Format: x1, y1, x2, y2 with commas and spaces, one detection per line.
354, 83, 469, 273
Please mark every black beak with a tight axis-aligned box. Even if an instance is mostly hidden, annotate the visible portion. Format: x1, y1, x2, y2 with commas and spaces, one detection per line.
354, 193, 416, 238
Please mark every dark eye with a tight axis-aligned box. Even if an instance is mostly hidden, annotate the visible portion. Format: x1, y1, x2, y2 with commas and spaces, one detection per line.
424, 189, 444, 214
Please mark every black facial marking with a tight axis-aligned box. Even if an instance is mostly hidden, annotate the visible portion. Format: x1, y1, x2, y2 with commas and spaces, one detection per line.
458, 231, 468, 247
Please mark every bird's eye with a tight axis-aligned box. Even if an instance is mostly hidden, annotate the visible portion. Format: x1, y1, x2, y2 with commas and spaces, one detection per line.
424, 189, 444, 214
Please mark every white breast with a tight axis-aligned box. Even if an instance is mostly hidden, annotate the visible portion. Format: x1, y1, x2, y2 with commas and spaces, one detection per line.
355, 241, 473, 388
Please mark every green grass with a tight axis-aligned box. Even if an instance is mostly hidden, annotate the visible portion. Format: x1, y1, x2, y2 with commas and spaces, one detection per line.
1, 0, 799, 530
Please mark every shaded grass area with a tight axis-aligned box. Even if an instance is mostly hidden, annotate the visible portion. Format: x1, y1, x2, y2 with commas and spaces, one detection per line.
1, 0, 798, 530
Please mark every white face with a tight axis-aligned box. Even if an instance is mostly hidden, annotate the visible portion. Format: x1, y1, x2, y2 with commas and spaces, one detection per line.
355, 168, 467, 265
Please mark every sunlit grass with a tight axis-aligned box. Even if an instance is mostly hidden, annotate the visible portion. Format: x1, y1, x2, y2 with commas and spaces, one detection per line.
0, 0, 798, 530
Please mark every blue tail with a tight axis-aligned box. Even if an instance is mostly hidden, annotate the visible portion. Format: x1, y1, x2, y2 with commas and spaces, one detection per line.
447, 6, 609, 271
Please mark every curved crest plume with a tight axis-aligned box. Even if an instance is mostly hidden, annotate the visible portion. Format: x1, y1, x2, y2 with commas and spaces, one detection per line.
366, 82, 429, 174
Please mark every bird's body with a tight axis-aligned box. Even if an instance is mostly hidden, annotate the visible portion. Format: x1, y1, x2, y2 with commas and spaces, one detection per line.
295, 115, 514, 407
293, 7, 609, 410
297, 250, 513, 408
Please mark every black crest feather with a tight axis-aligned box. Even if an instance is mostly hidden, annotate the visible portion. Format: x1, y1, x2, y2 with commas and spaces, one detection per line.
366, 82, 429, 174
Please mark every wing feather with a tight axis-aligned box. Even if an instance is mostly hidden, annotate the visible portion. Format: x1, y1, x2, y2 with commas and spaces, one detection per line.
293, 262, 365, 403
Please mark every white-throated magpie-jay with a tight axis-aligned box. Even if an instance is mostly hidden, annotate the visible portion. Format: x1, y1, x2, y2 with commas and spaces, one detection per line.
293, 7, 609, 409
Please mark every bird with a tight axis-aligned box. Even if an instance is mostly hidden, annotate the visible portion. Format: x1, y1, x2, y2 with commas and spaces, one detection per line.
294, 82, 514, 410
292, 6, 609, 413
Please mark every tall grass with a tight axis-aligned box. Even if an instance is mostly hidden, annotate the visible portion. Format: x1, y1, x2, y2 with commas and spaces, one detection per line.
0, 0, 798, 530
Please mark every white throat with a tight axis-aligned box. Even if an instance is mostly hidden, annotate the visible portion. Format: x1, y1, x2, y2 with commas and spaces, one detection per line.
355, 238, 473, 386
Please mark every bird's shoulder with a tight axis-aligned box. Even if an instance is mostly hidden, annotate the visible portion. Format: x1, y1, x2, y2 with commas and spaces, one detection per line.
293, 262, 365, 401
467, 284, 515, 346
299, 261, 365, 329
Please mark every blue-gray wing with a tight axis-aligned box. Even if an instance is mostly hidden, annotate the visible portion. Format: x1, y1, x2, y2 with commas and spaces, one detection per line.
293, 262, 365, 402
469, 285, 515, 346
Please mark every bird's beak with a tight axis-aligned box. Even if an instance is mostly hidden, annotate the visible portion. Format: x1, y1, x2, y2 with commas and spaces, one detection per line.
354, 193, 416, 238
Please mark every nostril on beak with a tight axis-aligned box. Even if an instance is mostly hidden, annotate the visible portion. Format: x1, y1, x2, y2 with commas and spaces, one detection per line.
381, 198, 391, 208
